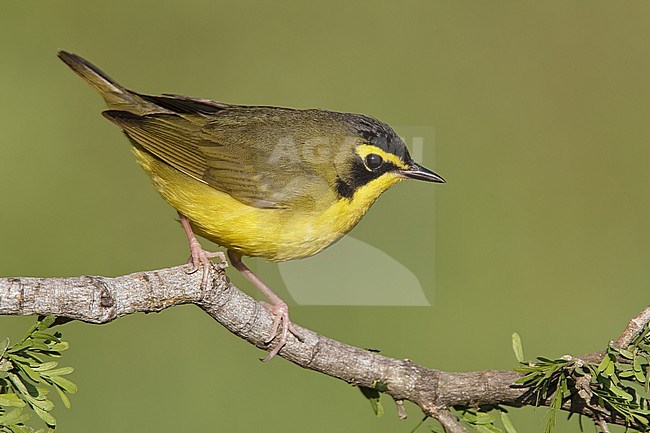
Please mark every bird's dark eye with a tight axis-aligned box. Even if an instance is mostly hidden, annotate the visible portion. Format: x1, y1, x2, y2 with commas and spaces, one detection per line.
365, 153, 383, 170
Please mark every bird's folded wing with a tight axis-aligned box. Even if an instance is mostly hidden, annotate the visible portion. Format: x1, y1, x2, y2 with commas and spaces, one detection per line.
102, 110, 327, 209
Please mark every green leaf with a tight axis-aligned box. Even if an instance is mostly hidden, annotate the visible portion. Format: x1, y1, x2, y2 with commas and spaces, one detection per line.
619, 349, 635, 360
369, 397, 383, 417
514, 372, 538, 384
31, 362, 58, 372
36, 316, 56, 332
544, 378, 564, 433
359, 386, 383, 417
32, 407, 55, 427
27, 341, 50, 352
474, 411, 495, 425
48, 342, 69, 352
8, 343, 32, 354
53, 385, 71, 409
634, 369, 646, 383
8, 373, 31, 397
609, 385, 633, 401
0, 338, 10, 359
512, 333, 524, 363
21, 324, 39, 343
597, 355, 612, 373
0, 394, 26, 408
500, 412, 517, 433
461, 411, 477, 423
16, 364, 41, 384
41, 367, 73, 377
47, 375, 77, 394
30, 333, 60, 344
8, 424, 33, 433
542, 365, 557, 380
9, 352, 43, 366
24, 395, 54, 412
634, 356, 643, 372
0, 408, 30, 426
544, 409, 556, 433
475, 425, 502, 433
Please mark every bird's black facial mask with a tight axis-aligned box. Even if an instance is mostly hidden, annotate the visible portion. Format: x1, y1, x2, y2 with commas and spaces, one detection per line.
333, 116, 411, 199
333, 114, 444, 198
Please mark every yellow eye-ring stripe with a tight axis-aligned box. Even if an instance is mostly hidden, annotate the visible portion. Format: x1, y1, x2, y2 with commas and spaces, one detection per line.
355, 144, 409, 170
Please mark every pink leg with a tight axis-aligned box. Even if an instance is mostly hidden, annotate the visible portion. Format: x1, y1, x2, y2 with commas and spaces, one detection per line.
179, 212, 227, 289
227, 249, 301, 361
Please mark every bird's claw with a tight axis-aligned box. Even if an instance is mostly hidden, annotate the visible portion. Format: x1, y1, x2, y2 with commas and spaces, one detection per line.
185, 238, 227, 289
260, 301, 303, 361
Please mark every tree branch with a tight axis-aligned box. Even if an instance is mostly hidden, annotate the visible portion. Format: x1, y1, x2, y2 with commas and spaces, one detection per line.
431, 407, 469, 433
0, 266, 647, 431
614, 306, 650, 349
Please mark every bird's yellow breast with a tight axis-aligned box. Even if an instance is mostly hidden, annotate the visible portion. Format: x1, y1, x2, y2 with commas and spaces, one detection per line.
133, 147, 402, 261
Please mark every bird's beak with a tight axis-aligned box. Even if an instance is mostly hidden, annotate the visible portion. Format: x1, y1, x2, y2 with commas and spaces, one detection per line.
399, 162, 446, 183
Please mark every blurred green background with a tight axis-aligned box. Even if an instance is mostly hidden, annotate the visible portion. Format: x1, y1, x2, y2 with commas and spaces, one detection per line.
2, 1, 649, 432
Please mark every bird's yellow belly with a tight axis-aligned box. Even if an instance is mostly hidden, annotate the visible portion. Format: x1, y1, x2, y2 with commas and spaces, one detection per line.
133, 148, 400, 261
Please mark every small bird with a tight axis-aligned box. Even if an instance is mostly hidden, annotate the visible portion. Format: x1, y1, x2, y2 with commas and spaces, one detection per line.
58, 51, 445, 360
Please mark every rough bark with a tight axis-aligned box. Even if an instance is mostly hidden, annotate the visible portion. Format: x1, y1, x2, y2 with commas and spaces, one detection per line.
1, 266, 648, 432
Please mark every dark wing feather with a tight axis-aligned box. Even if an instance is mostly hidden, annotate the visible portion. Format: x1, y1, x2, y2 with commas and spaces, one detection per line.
103, 110, 209, 181
102, 107, 335, 209
137, 93, 231, 114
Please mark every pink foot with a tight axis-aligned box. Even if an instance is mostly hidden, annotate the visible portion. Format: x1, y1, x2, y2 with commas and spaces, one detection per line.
260, 300, 303, 362
186, 238, 228, 289
178, 212, 227, 289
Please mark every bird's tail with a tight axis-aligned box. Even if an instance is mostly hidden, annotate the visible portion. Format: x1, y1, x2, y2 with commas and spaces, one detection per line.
58, 51, 146, 110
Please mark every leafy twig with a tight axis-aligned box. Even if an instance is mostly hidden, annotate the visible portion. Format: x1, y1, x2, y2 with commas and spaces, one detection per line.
0, 316, 77, 432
